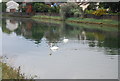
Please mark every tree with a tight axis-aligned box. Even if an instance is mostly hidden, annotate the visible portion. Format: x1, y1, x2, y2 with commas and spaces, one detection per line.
60, 2, 83, 20
1, 2, 6, 12
99, 2, 120, 13
32, 3, 50, 12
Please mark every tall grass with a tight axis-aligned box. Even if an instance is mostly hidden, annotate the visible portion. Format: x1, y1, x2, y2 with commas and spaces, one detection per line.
0, 56, 37, 80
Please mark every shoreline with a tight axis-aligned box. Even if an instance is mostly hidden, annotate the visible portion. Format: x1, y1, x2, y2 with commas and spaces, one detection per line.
32, 15, 118, 27
2, 14, 119, 27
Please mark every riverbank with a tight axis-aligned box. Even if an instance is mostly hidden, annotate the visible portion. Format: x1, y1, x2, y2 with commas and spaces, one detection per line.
0, 62, 24, 79
32, 15, 119, 27
0, 56, 36, 80
33, 18, 118, 32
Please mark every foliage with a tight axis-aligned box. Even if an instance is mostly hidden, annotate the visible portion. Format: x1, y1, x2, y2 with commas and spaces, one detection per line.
60, 2, 83, 20
71, 8, 83, 17
48, 6, 60, 13
33, 3, 50, 12
32, 3, 60, 13
33, 15, 61, 20
85, 10, 94, 14
92, 9, 107, 16
87, 2, 119, 15
67, 17, 118, 25
87, 2, 97, 10
1, 2, 6, 12
99, 2, 119, 13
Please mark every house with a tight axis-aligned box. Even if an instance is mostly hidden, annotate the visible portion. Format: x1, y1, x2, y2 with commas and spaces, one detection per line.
79, 2, 90, 11
6, 0, 19, 12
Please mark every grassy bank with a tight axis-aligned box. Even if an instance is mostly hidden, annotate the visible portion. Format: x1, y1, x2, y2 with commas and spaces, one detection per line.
0, 56, 36, 80
32, 15, 118, 27
32, 15, 62, 21
0, 62, 25, 79
67, 17, 118, 27
33, 18, 118, 32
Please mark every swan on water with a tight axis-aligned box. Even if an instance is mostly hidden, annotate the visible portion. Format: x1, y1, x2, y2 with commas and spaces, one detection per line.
63, 37, 69, 43
50, 43, 59, 51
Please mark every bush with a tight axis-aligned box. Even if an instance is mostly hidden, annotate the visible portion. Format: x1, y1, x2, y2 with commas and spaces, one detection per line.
85, 10, 94, 14
92, 9, 107, 16
33, 3, 50, 12
48, 6, 60, 13
1, 2, 6, 12
60, 2, 83, 20
71, 8, 83, 17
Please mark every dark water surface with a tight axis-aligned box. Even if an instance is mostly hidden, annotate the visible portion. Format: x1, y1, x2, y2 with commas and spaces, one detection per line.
1, 17, 119, 79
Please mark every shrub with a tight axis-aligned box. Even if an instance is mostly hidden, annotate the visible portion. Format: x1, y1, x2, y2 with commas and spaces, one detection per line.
71, 8, 83, 17
48, 6, 60, 13
60, 2, 83, 20
92, 9, 107, 16
33, 3, 50, 12
85, 10, 94, 14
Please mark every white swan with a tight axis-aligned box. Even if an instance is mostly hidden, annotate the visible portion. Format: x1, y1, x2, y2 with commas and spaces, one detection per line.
50, 43, 59, 51
63, 37, 69, 43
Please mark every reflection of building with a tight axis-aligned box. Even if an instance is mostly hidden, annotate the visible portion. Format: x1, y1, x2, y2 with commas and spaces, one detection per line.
6, 19, 18, 31
6, 1, 19, 12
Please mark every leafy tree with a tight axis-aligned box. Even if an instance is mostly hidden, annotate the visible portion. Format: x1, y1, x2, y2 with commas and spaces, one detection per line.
33, 3, 50, 12
99, 2, 120, 13
1, 2, 6, 12
48, 6, 60, 13
60, 2, 83, 20
87, 2, 97, 10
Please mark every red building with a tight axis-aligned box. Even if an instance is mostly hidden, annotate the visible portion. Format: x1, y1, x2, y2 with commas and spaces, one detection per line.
26, 3, 32, 14
22, 2, 32, 14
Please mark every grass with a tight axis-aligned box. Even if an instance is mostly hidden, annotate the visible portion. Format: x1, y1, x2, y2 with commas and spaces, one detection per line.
0, 62, 25, 79
0, 56, 36, 80
67, 17, 118, 26
33, 18, 62, 25
32, 15, 62, 20
32, 15, 118, 27
33, 17, 118, 32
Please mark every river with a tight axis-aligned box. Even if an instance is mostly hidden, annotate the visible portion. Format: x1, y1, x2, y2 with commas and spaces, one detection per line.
1, 17, 119, 79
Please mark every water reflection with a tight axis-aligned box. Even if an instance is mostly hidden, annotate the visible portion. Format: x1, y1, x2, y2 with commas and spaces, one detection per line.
2, 18, 119, 55
6, 19, 19, 31
1, 17, 119, 79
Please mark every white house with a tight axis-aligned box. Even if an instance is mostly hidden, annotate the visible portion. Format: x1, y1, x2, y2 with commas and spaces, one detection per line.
6, 0, 19, 12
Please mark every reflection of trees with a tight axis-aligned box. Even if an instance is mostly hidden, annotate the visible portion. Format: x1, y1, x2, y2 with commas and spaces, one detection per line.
64, 23, 119, 55
15, 21, 48, 44
45, 27, 60, 43
103, 35, 118, 48
61, 23, 118, 49
16, 19, 62, 44
2, 18, 119, 55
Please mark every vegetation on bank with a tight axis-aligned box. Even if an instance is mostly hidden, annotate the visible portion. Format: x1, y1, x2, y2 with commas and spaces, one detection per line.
33, 18, 118, 32
32, 15, 62, 20
1, 2, 119, 26
66, 17, 118, 26
0, 57, 37, 79
66, 22, 118, 32
0, 61, 25, 79
32, 15, 118, 26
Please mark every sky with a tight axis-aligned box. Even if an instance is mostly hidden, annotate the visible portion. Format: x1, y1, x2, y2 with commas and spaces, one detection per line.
0, 0, 1, 3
